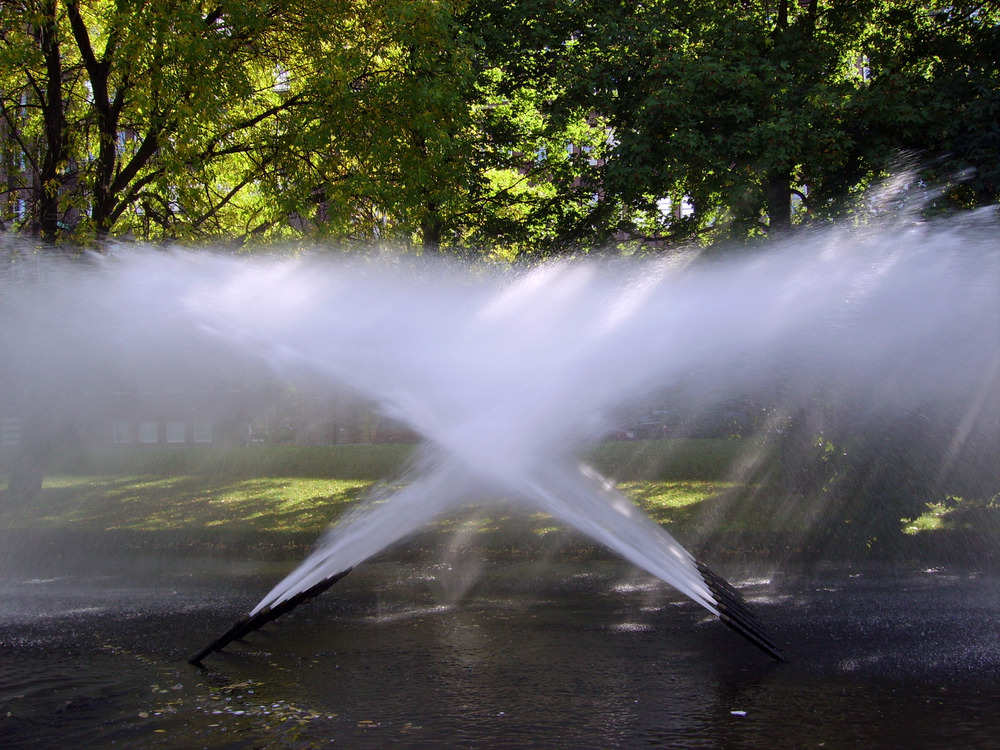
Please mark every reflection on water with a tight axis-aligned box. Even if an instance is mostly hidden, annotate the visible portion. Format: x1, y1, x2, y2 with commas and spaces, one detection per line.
2, 561, 999, 748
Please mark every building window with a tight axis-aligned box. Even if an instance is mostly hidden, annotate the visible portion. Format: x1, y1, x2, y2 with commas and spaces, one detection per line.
139, 421, 159, 444
193, 421, 213, 443
657, 196, 695, 220
165, 421, 186, 443
112, 421, 132, 444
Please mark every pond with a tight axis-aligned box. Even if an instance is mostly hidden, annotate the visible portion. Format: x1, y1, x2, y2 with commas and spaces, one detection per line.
2, 546, 998, 749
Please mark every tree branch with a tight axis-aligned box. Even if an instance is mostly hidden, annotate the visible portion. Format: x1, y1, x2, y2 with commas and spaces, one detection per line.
110, 123, 168, 196
191, 172, 260, 230
66, 0, 110, 119
0, 97, 40, 173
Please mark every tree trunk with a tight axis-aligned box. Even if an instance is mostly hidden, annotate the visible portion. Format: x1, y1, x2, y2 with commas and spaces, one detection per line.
34, 0, 70, 240
421, 206, 443, 251
764, 171, 792, 233
67, 0, 118, 240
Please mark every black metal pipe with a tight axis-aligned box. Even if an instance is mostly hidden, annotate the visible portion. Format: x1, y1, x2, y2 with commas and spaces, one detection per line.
188, 567, 352, 667
696, 559, 785, 662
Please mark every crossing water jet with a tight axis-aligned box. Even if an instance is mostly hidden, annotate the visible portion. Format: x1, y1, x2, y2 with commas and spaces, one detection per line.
2, 212, 996, 666
176, 219, 994, 664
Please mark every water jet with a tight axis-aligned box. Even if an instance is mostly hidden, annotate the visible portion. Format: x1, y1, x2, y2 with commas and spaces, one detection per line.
2, 214, 996, 672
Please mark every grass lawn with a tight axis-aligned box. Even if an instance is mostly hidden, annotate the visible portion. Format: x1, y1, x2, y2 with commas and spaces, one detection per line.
1, 474, 737, 540
0, 443, 749, 559
4, 475, 372, 534
3, 443, 994, 565
4, 440, 747, 526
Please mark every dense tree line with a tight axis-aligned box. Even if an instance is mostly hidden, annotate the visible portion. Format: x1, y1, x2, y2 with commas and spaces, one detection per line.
1, 0, 997, 254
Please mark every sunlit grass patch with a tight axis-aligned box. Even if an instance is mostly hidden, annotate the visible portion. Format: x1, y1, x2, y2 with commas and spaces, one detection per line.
7, 475, 373, 535
622, 480, 736, 509
420, 481, 736, 540
6, 444, 994, 564
903, 496, 1000, 536
3, 476, 738, 539
903, 501, 951, 535
621, 480, 738, 525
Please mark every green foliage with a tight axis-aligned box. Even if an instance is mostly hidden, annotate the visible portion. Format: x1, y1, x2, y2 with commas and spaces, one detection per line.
471, 0, 1000, 248
1, 0, 996, 251
0, 1, 486, 246
903, 495, 1000, 539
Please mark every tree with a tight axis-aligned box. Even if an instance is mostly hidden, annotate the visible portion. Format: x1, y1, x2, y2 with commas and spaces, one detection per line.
0, 1, 334, 244
1, 2, 293, 242
0, 0, 563, 251
261, 0, 482, 250
856, 1, 1000, 210
1, 1, 488, 246
2, 1, 995, 250
474, 0, 999, 248
456, 0, 627, 256
562, 1, 894, 242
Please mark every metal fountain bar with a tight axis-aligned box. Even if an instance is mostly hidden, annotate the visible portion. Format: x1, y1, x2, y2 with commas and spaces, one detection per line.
696, 560, 785, 661
189, 561, 783, 666
188, 568, 352, 667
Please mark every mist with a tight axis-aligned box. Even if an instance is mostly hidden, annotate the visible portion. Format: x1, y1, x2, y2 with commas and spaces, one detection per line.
2, 210, 998, 619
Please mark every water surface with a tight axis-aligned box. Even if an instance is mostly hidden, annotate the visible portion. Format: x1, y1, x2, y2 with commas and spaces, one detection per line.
3, 551, 997, 749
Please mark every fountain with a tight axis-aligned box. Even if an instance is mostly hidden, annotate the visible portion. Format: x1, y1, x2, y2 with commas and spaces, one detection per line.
1, 210, 997, 673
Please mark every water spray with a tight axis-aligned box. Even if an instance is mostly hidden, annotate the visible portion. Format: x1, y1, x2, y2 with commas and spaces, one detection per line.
3, 214, 995, 668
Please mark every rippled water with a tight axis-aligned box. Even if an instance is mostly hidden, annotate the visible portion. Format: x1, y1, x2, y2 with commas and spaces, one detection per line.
2, 554, 998, 749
